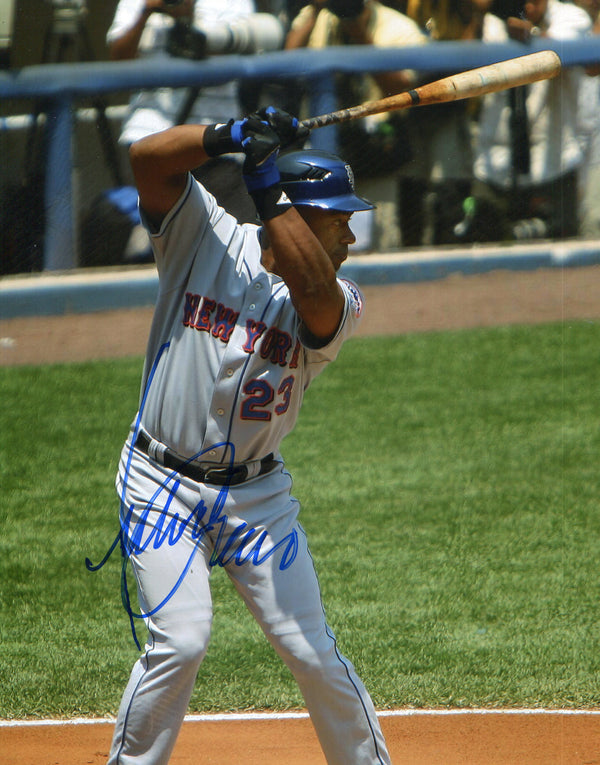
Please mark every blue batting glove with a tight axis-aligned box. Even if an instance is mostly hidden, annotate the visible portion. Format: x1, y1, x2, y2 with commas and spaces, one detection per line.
243, 153, 281, 193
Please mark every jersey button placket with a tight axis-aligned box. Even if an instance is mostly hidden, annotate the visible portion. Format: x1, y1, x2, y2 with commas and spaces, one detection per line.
249, 281, 263, 309
204, 275, 270, 457
203, 310, 251, 456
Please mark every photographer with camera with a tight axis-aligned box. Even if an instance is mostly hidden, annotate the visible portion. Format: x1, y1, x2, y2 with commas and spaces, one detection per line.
459, 0, 591, 242
286, 0, 426, 251
400, 0, 492, 247
107, 0, 285, 223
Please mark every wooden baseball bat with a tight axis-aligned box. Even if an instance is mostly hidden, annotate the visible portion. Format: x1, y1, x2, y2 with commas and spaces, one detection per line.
301, 50, 561, 130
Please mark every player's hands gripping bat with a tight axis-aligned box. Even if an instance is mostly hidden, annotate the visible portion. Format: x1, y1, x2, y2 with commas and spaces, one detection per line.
257, 107, 311, 150
204, 108, 310, 177
204, 115, 279, 171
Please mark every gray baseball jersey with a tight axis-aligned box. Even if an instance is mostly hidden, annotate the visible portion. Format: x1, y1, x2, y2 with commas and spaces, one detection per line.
133, 173, 364, 465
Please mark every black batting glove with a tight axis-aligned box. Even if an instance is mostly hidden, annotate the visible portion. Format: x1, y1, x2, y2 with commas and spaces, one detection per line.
237, 115, 280, 173
203, 119, 239, 157
204, 115, 280, 172
257, 106, 310, 150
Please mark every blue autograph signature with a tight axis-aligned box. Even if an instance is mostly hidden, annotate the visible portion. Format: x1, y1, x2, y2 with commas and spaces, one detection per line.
86, 342, 298, 648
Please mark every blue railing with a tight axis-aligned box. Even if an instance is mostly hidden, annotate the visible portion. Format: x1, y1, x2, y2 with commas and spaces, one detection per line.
1, 38, 599, 271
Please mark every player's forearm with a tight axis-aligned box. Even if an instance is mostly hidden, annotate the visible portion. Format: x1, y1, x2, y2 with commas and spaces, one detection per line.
131, 124, 210, 179
129, 124, 210, 223
263, 211, 344, 339
265, 210, 337, 288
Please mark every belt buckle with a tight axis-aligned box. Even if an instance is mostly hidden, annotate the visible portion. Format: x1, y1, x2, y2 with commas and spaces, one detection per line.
203, 465, 247, 486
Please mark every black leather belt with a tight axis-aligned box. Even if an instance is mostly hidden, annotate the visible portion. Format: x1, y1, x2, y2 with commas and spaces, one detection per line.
135, 431, 277, 486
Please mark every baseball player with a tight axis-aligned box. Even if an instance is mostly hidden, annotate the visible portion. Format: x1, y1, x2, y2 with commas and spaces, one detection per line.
107, 106, 392, 764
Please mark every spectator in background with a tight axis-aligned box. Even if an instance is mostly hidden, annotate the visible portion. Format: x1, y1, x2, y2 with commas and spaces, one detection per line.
233, 0, 298, 115
576, 0, 600, 238
107, 0, 260, 141
286, 0, 426, 251
459, 0, 591, 242
401, 0, 492, 246
106, 0, 285, 223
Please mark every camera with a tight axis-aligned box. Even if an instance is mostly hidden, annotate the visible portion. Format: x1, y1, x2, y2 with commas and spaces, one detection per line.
166, 13, 284, 59
326, 0, 365, 19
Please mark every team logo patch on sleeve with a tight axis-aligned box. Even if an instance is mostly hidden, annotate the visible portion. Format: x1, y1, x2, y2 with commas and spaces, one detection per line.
340, 279, 363, 318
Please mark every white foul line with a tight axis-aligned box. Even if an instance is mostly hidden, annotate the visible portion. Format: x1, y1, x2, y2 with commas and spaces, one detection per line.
2, 708, 600, 728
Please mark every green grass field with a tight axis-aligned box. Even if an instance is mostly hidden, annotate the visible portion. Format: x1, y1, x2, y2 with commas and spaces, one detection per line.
1, 320, 599, 719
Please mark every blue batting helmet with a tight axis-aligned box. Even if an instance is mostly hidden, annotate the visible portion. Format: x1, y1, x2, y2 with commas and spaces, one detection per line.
276, 150, 374, 212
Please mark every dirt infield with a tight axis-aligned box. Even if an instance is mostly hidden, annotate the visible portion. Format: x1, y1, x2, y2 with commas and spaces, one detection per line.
2, 264, 600, 763
2, 710, 600, 765
2, 265, 600, 367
